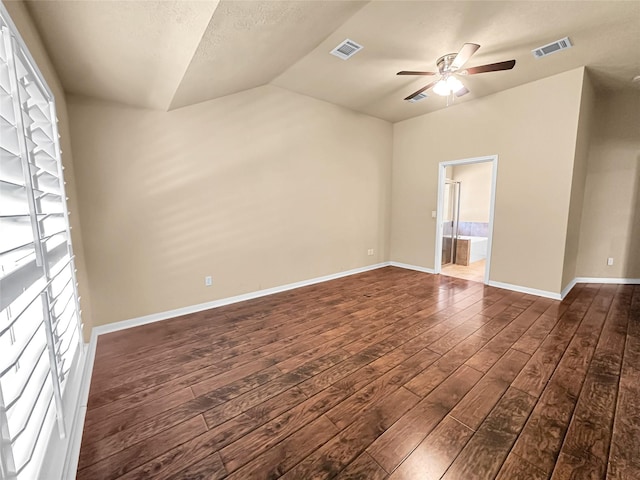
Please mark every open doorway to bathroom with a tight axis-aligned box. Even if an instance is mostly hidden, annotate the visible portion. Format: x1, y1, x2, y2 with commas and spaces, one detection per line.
435, 155, 497, 284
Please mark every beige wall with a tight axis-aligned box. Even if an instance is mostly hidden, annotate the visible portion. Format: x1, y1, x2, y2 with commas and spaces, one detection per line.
561, 71, 595, 289
451, 162, 492, 223
576, 89, 640, 278
9, 0, 633, 332
67, 86, 392, 327
4, 0, 94, 337
390, 68, 586, 294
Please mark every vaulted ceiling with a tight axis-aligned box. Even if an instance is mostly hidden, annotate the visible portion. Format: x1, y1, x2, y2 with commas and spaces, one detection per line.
24, 0, 640, 122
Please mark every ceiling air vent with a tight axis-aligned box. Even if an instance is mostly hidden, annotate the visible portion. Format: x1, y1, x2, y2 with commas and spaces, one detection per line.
407, 92, 428, 103
532, 37, 572, 58
330, 39, 363, 60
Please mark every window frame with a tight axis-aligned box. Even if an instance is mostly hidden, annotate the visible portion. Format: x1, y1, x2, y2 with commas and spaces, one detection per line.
0, 4, 86, 480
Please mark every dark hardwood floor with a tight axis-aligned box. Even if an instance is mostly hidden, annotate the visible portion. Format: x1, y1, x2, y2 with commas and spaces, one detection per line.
77, 267, 640, 479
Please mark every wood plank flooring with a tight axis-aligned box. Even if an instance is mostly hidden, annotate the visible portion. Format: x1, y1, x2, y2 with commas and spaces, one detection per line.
77, 267, 640, 480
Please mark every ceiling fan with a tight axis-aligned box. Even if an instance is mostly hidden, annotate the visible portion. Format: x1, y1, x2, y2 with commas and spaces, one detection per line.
398, 43, 516, 101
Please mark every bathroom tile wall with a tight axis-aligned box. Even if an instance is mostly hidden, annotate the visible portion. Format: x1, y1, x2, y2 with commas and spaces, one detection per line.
458, 222, 489, 237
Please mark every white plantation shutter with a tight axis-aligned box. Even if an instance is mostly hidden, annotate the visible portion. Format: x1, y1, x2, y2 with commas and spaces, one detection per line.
1, 8, 83, 480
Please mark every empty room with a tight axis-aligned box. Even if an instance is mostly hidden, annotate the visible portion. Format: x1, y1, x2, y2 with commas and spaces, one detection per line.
1, 0, 639, 479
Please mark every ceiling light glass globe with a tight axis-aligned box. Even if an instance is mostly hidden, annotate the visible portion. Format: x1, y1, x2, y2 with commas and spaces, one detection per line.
447, 76, 464, 93
433, 79, 450, 96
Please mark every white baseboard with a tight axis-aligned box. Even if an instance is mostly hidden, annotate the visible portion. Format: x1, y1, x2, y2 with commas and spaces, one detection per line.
390, 262, 564, 300
92, 262, 391, 336
62, 335, 97, 479
487, 280, 562, 300
494, 276, 640, 305
64, 261, 391, 478
575, 277, 640, 285
561, 278, 578, 300
388, 261, 435, 274
557, 277, 640, 305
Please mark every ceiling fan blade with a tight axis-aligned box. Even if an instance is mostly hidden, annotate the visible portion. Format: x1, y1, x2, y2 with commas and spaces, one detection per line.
462, 59, 516, 75
451, 43, 480, 70
397, 70, 437, 76
455, 86, 470, 97
404, 80, 439, 101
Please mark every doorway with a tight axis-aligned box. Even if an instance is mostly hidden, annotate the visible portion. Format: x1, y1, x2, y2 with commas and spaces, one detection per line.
435, 155, 497, 284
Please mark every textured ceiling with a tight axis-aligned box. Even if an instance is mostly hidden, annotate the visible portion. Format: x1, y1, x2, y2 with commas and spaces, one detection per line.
169, 0, 367, 109
272, 0, 640, 122
24, 0, 220, 110
24, 0, 640, 122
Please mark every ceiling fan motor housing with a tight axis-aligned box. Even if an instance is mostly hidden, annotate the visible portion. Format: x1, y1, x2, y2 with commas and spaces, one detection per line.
437, 53, 459, 73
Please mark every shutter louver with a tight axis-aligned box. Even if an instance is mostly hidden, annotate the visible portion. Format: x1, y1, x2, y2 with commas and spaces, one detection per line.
0, 9, 83, 480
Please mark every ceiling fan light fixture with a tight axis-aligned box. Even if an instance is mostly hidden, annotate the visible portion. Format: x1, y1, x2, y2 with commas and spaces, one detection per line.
432, 80, 449, 96
433, 76, 465, 97
399, 42, 515, 102
449, 76, 464, 93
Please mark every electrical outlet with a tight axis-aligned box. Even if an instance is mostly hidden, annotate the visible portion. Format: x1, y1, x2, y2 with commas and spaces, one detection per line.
607, 257, 614, 266
205, 275, 213, 286
367, 249, 374, 256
